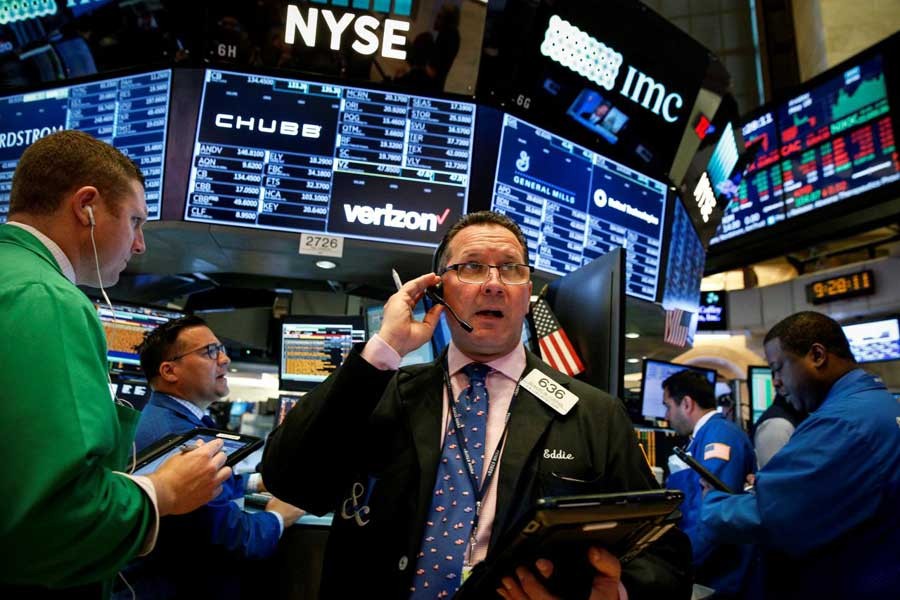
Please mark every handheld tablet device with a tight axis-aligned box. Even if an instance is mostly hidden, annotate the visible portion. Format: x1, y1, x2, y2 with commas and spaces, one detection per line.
132, 428, 263, 476
673, 447, 734, 494
455, 489, 684, 599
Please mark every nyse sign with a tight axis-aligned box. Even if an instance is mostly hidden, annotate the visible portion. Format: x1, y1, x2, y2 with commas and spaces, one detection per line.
284, 5, 410, 60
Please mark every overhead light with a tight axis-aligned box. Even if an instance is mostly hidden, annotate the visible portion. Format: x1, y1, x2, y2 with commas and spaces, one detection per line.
229, 368, 238, 373
315, 260, 338, 270
625, 332, 640, 339
626, 357, 640, 364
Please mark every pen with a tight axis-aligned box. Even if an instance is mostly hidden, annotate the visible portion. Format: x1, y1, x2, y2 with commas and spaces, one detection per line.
179, 442, 198, 454
391, 268, 403, 292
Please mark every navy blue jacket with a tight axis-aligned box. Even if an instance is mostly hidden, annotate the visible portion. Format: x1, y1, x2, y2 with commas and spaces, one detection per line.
668, 412, 756, 595
128, 392, 281, 598
701, 369, 900, 599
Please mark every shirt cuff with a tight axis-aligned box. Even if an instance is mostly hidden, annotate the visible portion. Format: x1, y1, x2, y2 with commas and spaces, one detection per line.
246, 472, 263, 493
117, 472, 160, 556
618, 581, 628, 600
360, 333, 402, 371
266, 510, 285, 537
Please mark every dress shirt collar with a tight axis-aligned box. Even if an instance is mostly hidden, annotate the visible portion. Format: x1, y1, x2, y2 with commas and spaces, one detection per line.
165, 394, 208, 422
447, 340, 527, 383
692, 409, 716, 438
7, 221, 76, 283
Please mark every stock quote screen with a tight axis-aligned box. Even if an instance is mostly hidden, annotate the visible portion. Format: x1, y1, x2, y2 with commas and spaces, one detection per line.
280, 320, 365, 390
0, 70, 171, 223
662, 195, 705, 312
95, 301, 184, 366
712, 53, 899, 245
185, 69, 476, 246
490, 114, 667, 302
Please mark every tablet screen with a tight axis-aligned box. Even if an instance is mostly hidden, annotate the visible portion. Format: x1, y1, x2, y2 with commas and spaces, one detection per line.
133, 432, 254, 476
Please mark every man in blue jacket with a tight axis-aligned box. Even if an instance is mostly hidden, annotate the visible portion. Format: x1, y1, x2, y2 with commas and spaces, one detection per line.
664, 369, 756, 598
130, 315, 303, 598
701, 311, 900, 599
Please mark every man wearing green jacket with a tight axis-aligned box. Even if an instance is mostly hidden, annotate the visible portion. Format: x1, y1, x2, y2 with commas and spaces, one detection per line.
0, 131, 232, 597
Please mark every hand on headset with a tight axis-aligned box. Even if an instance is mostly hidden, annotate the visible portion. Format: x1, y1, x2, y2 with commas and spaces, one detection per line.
378, 272, 445, 357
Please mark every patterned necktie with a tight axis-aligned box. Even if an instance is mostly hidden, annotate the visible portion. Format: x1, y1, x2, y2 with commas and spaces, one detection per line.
410, 363, 491, 598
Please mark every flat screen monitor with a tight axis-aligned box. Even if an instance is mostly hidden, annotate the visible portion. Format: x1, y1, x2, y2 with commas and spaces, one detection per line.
109, 372, 152, 412
184, 68, 477, 246
747, 365, 776, 425
275, 394, 302, 428
94, 300, 184, 366
365, 302, 435, 367
0, 69, 172, 223
279, 315, 365, 391
489, 113, 668, 302
842, 317, 900, 363
708, 43, 900, 257
661, 194, 705, 312
566, 89, 630, 145
640, 359, 717, 421
545, 247, 625, 398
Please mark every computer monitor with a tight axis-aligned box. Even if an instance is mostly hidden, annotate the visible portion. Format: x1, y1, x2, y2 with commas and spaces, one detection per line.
747, 365, 775, 425
640, 359, 717, 421
841, 317, 900, 363
274, 394, 302, 428
364, 302, 435, 367
278, 315, 365, 392
545, 247, 626, 398
94, 300, 184, 366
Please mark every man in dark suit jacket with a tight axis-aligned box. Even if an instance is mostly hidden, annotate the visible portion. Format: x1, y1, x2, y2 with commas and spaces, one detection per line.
128, 316, 302, 598
264, 211, 691, 599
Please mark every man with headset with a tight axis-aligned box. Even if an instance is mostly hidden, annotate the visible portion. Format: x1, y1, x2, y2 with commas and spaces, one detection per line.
0, 131, 231, 597
263, 211, 690, 599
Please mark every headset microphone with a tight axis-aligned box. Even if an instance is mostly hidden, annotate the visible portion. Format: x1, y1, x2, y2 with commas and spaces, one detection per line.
428, 234, 474, 333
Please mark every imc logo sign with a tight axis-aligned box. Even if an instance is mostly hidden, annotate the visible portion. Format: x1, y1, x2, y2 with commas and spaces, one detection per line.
541, 15, 685, 124
284, 1, 414, 60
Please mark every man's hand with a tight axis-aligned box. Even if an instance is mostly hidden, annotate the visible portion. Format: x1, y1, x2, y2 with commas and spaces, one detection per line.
146, 438, 232, 516
266, 496, 305, 527
497, 547, 623, 600
378, 272, 444, 356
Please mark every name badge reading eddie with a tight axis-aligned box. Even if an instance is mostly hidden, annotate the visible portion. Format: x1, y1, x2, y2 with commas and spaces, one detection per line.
521, 369, 579, 415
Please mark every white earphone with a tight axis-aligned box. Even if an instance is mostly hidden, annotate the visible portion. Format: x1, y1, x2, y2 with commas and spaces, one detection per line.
85, 205, 95, 226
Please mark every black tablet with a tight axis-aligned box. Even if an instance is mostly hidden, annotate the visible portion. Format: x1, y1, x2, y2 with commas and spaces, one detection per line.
455, 489, 684, 599
673, 447, 734, 494
132, 428, 263, 476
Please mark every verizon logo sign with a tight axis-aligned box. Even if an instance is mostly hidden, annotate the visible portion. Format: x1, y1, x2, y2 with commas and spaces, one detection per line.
343, 203, 451, 232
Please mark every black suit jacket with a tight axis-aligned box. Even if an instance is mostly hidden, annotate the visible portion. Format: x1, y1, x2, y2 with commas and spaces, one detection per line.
263, 345, 691, 599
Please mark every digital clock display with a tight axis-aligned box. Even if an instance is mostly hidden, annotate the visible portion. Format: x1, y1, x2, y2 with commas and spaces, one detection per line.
806, 270, 875, 304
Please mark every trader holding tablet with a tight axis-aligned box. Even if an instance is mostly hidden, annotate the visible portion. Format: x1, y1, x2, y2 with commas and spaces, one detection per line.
0, 131, 230, 597
264, 211, 690, 599
128, 316, 303, 597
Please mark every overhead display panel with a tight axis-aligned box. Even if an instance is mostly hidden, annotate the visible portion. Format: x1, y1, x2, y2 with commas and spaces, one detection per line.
184, 69, 475, 246
707, 34, 900, 267
490, 113, 667, 302
0, 69, 172, 223
661, 195, 705, 312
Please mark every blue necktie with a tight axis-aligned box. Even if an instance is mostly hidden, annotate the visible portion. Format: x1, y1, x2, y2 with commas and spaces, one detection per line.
411, 363, 491, 598
200, 414, 217, 428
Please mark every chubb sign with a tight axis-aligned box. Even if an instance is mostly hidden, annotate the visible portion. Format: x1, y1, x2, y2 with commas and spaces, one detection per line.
541, 15, 685, 123
284, 3, 410, 60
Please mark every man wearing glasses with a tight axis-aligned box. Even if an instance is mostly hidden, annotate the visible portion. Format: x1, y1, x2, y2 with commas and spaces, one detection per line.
129, 316, 303, 597
264, 211, 690, 599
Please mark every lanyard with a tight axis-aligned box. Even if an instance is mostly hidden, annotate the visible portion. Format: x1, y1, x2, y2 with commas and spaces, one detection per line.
441, 362, 521, 565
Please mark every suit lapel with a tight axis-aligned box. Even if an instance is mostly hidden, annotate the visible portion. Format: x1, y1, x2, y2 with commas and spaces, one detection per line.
491, 353, 561, 545
402, 362, 446, 548
152, 392, 203, 427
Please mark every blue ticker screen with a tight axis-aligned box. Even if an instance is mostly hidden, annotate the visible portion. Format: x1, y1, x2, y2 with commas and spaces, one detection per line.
490, 114, 667, 301
662, 196, 705, 312
0, 69, 172, 223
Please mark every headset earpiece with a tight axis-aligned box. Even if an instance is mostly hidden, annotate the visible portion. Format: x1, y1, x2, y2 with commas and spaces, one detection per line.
85, 206, 95, 226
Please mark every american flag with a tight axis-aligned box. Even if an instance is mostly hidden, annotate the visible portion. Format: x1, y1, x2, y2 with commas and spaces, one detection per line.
530, 298, 585, 376
664, 308, 695, 347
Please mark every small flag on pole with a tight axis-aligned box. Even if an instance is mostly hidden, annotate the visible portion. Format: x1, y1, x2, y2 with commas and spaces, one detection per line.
664, 308, 694, 347
530, 297, 585, 376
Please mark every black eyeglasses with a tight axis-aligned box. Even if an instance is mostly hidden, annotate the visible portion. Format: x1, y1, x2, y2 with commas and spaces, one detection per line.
167, 342, 227, 362
442, 262, 534, 285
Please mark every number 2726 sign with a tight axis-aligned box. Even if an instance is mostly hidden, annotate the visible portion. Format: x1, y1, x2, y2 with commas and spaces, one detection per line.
299, 233, 344, 258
